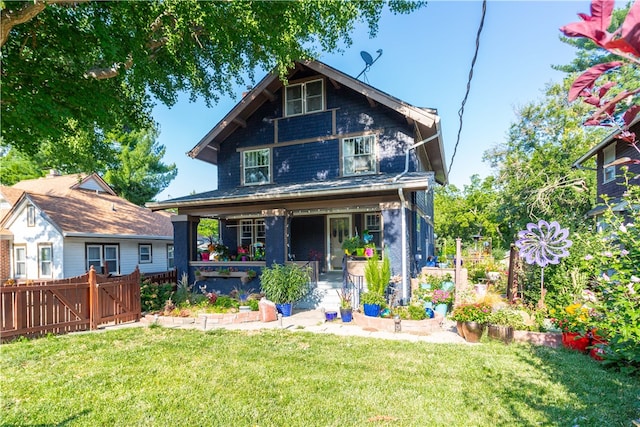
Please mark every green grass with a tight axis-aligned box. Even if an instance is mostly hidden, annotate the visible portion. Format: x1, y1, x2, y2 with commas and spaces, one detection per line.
1, 327, 639, 426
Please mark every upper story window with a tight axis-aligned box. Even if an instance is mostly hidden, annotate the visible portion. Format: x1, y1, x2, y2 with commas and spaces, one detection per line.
603, 144, 615, 183
139, 244, 152, 264
285, 79, 324, 117
243, 149, 270, 185
343, 135, 376, 176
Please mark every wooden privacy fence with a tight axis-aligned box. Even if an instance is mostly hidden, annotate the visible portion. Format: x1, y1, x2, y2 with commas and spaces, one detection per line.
1, 266, 141, 341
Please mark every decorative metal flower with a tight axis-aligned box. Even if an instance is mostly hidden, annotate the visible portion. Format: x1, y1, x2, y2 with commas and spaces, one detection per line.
515, 220, 572, 267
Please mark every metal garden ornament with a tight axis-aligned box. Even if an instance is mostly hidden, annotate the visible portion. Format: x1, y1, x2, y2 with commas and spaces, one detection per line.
515, 220, 572, 307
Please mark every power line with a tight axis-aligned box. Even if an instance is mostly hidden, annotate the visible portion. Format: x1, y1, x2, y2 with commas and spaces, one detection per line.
448, 0, 487, 176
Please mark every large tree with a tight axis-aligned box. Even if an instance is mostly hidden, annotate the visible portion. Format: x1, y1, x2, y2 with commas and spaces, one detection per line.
1, 0, 424, 155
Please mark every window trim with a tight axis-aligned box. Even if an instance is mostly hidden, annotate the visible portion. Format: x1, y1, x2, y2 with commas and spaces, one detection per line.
342, 134, 378, 176
242, 148, 271, 186
139, 244, 152, 264
284, 78, 325, 117
603, 144, 616, 183
38, 243, 53, 278
86, 243, 120, 275
14, 245, 26, 278
237, 218, 266, 260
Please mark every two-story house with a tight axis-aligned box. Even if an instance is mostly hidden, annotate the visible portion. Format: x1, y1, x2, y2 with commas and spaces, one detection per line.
0, 172, 175, 281
148, 60, 447, 305
573, 116, 640, 220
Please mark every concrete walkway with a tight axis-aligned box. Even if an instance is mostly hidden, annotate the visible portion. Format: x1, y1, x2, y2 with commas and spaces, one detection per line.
128, 309, 471, 345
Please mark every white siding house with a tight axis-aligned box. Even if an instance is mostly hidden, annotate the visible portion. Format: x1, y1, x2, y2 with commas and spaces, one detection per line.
1, 172, 174, 281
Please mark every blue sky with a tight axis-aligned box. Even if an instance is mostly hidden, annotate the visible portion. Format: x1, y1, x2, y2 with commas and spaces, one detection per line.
154, 1, 596, 201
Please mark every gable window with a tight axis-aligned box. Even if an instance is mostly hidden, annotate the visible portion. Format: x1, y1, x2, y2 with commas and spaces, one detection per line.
27, 205, 35, 227
139, 244, 152, 264
243, 149, 270, 185
285, 79, 324, 117
343, 135, 376, 176
603, 144, 616, 183
39, 244, 52, 278
14, 246, 26, 278
167, 244, 175, 269
86, 244, 120, 275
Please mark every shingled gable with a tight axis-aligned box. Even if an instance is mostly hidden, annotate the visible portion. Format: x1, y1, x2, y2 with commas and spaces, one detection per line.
187, 59, 447, 185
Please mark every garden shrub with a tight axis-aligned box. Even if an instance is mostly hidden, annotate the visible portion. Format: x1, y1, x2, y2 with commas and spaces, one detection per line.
140, 279, 175, 313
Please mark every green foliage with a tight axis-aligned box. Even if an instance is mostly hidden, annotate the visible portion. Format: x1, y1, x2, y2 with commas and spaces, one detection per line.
0, 148, 43, 185
407, 304, 427, 320
364, 254, 391, 295
360, 291, 386, 306
488, 307, 526, 329
140, 279, 174, 313
450, 302, 492, 323
197, 218, 219, 247
102, 128, 177, 205
573, 179, 640, 375
173, 272, 193, 305
1, 1, 423, 156
259, 263, 311, 304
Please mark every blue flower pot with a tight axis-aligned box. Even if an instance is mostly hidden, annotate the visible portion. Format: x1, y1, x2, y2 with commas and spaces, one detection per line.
276, 303, 293, 317
363, 303, 381, 317
424, 301, 434, 309
434, 303, 448, 318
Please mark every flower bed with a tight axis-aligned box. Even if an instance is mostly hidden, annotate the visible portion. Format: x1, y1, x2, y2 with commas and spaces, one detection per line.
352, 312, 443, 335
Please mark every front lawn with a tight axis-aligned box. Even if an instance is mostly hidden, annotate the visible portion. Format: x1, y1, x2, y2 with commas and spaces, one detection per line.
1, 327, 638, 426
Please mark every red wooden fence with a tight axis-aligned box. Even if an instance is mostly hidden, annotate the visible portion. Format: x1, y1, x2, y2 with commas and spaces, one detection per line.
1, 266, 143, 341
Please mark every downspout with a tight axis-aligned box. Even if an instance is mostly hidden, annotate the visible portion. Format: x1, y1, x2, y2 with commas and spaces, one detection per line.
393, 130, 441, 304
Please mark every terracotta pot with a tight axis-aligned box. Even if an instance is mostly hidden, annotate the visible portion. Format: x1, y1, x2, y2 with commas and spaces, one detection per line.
462, 321, 485, 343
456, 321, 465, 338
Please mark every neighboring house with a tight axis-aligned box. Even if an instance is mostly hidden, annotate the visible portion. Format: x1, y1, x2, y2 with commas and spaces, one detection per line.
0, 171, 174, 282
148, 60, 447, 304
573, 116, 640, 218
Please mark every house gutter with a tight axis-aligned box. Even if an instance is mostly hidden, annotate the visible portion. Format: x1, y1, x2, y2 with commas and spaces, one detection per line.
393, 130, 441, 182
392, 129, 441, 304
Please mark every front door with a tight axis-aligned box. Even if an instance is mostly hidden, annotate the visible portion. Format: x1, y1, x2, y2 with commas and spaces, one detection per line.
327, 215, 351, 270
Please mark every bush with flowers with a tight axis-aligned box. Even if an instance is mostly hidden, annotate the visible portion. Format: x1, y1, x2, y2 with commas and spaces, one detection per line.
450, 302, 492, 324
572, 176, 640, 375
431, 289, 453, 306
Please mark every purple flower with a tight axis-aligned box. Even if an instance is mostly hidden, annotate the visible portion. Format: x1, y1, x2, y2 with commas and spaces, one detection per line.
515, 220, 572, 267
584, 254, 594, 260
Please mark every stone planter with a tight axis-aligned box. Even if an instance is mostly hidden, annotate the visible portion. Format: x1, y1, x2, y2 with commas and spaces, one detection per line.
488, 324, 514, 344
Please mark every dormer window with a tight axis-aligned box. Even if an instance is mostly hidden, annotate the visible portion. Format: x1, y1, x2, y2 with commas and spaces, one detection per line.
243, 148, 271, 185
285, 79, 324, 117
343, 135, 377, 176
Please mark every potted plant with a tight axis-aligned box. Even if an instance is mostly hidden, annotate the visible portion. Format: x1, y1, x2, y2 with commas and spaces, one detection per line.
336, 287, 353, 322
259, 263, 311, 317
431, 289, 453, 318
487, 307, 524, 344
362, 253, 391, 317
341, 235, 363, 256
551, 302, 594, 353
450, 302, 491, 342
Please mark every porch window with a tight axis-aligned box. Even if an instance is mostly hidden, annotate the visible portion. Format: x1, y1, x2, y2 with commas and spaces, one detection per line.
238, 219, 266, 260
365, 213, 382, 249
39, 244, 52, 278
167, 244, 175, 269
139, 244, 152, 264
285, 79, 324, 117
14, 246, 26, 277
242, 149, 270, 185
343, 135, 376, 176
87, 244, 120, 275
603, 144, 615, 183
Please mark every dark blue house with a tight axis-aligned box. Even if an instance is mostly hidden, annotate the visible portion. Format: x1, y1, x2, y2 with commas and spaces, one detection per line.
149, 60, 447, 306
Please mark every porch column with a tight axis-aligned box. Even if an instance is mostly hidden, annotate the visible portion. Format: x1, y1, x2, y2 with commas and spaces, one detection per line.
263, 209, 288, 266
381, 201, 410, 304
171, 215, 200, 282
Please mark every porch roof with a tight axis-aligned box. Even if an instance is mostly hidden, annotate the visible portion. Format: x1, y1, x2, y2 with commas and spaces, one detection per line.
147, 172, 434, 216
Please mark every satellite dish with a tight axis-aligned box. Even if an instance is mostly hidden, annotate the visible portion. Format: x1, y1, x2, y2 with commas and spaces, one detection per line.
360, 51, 374, 66
356, 49, 383, 81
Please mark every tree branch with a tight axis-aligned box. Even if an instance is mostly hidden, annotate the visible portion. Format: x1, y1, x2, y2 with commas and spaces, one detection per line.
84, 56, 133, 80
0, 0, 88, 48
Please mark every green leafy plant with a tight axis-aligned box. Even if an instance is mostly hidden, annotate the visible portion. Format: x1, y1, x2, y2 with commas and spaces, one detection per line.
364, 254, 391, 296
488, 307, 526, 329
341, 235, 363, 255
336, 288, 352, 309
140, 279, 174, 313
259, 263, 311, 304
360, 292, 386, 306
